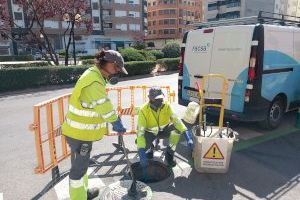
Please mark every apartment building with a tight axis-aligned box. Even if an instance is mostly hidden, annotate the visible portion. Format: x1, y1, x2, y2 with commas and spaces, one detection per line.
204, 0, 300, 22
1, 0, 144, 56
145, 0, 203, 48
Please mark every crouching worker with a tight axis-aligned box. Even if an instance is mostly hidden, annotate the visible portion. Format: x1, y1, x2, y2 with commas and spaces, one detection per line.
136, 87, 188, 168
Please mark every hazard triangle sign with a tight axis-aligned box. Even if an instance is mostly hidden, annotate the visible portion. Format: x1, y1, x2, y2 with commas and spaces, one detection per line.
203, 143, 224, 160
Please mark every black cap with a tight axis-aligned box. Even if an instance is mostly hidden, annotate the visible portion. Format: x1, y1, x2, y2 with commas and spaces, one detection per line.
148, 87, 164, 100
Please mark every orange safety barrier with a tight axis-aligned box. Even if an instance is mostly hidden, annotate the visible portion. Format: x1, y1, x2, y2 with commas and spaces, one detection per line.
29, 85, 175, 174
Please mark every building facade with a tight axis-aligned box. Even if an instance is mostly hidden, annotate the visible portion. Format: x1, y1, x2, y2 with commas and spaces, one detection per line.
203, 0, 300, 22
145, 0, 203, 48
0, 0, 144, 56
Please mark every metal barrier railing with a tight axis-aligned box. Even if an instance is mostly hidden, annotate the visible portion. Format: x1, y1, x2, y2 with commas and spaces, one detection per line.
29, 85, 175, 174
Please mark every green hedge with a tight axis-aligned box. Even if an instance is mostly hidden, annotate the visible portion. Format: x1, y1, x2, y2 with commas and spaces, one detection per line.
81, 59, 95, 65
120, 48, 146, 62
0, 61, 50, 69
162, 42, 180, 58
157, 58, 180, 71
0, 65, 89, 92
149, 50, 164, 60
80, 55, 95, 60
0, 61, 157, 92
0, 55, 34, 62
124, 61, 156, 76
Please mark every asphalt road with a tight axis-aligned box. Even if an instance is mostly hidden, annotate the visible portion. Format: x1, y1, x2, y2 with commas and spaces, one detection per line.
0, 72, 299, 200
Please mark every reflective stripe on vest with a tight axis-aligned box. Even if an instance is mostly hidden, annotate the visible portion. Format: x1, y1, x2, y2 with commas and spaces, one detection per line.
66, 118, 106, 130
102, 110, 116, 119
70, 178, 84, 188
69, 105, 100, 117
81, 97, 107, 109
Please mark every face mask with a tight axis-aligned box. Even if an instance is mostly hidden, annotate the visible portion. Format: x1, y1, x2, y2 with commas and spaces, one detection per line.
107, 73, 120, 85
150, 99, 163, 111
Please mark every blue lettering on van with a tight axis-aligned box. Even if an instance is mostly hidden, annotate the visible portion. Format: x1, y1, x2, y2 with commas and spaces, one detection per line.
192, 43, 210, 53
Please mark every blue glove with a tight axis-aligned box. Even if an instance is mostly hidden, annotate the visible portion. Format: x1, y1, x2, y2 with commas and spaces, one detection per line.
184, 130, 194, 149
112, 118, 126, 134
138, 148, 148, 168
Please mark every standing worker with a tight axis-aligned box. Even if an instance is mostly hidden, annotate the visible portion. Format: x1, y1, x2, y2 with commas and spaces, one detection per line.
62, 50, 128, 200
136, 87, 189, 168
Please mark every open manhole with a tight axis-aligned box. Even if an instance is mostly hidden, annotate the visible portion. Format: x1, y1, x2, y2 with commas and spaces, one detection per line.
130, 160, 171, 183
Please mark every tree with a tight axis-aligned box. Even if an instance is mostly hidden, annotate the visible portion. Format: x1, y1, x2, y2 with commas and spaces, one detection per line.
59, 0, 92, 66
0, 0, 12, 40
0, 0, 92, 65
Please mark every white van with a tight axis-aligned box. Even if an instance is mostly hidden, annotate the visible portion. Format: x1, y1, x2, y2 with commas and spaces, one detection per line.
178, 16, 300, 129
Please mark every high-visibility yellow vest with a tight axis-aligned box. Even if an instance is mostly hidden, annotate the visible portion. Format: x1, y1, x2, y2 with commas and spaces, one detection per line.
62, 66, 111, 141
136, 102, 187, 148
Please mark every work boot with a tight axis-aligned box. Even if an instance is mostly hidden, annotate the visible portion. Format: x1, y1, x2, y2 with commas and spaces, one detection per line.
165, 147, 176, 167
87, 188, 99, 200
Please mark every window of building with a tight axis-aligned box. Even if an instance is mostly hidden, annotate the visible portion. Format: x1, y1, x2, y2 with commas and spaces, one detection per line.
170, 29, 175, 34
159, 10, 164, 15
129, 24, 141, 31
128, 0, 139, 4
159, 29, 163, 34
92, 2, 99, 10
153, 21, 156, 25
159, 20, 164, 25
179, 9, 183, 17
148, 12, 151, 17
148, 21, 151, 26
116, 24, 127, 31
179, 0, 182, 4
179, 28, 182, 33
164, 10, 170, 14
226, 0, 241, 8
153, 30, 156, 34
153, 11, 156, 16
14, 12, 23, 20
170, 0, 175, 4
164, 19, 169, 24
93, 17, 100, 23
115, 0, 126, 3
192, 2, 194, 6
188, 1, 190, 5
103, 9, 112, 16
153, 1, 156, 6
115, 10, 127, 17
104, 22, 113, 28
170, 9, 176, 14
148, 2, 151, 6
170, 19, 176, 24
179, 19, 183, 24
149, 31, 151, 34
164, 29, 169, 34
128, 11, 140, 17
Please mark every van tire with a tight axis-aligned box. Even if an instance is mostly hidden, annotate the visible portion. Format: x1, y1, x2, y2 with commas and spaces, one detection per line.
259, 97, 284, 130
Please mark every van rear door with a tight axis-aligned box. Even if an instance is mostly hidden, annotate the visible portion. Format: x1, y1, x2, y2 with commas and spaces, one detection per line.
182, 28, 215, 102
208, 25, 254, 112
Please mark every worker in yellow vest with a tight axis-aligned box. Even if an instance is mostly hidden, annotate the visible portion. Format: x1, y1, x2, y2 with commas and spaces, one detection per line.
62, 50, 128, 200
136, 87, 188, 167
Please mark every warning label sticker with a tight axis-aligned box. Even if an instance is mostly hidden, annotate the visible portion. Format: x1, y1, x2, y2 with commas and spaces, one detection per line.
200, 139, 228, 169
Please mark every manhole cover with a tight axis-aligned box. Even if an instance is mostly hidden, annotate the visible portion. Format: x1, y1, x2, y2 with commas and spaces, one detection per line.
130, 160, 171, 183
100, 180, 152, 200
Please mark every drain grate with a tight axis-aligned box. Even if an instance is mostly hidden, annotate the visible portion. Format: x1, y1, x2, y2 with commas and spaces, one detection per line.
100, 180, 152, 200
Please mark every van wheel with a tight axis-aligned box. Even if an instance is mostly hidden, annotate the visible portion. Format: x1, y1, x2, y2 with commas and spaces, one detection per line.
259, 97, 284, 130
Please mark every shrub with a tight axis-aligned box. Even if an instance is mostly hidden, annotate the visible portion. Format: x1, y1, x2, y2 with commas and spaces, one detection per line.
131, 41, 146, 50
81, 59, 95, 65
124, 61, 156, 76
120, 48, 146, 62
0, 61, 50, 69
138, 50, 156, 61
162, 42, 180, 58
0, 65, 89, 92
79, 55, 95, 60
157, 58, 180, 71
149, 50, 164, 60
0, 55, 34, 62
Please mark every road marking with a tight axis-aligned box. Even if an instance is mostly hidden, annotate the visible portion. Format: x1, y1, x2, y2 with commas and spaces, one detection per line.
0, 193, 3, 200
